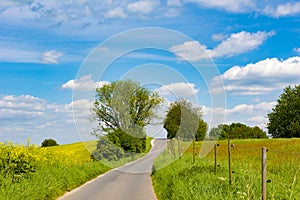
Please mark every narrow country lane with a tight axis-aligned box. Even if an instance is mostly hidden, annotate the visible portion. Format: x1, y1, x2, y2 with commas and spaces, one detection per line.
58, 139, 167, 200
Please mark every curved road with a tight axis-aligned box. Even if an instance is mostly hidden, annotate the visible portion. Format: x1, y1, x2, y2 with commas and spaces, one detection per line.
58, 139, 167, 200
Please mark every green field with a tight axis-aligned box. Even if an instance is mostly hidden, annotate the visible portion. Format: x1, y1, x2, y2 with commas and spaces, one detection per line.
0, 141, 110, 200
0, 138, 152, 200
152, 138, 300, 200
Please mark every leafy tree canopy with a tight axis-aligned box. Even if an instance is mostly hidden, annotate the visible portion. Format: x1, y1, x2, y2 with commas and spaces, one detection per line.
164, 99, 207, 141
267, 85, 300, 138
91, 80, 163, 154
209, 123, 267, 139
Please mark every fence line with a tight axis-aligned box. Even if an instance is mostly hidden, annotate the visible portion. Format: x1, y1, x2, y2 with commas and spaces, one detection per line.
211, 141, 300, 200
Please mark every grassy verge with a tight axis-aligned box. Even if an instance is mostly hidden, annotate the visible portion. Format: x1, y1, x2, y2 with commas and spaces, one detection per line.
0, 137, 153, 200
152, 138, 300, 200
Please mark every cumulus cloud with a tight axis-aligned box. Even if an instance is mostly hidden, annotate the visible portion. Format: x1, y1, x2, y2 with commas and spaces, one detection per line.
105, 7, 126, 19
0, 95, 46, 121
0, 94, 96, 144
212, 31, 275, 57
211, 56, 300, 95
170, 41, 212, 61
203, 101, 276, 130
40, 50, 63, 64
156, 82, 199, 97
211, 33, 227, 41
293, 47, 300, 54
61, 75, 109, 91
0, 95, 45, 111
170, 31, 274, 61
184, 0, 255, 13
263, 2, 300, 17
127, 0, 159, 14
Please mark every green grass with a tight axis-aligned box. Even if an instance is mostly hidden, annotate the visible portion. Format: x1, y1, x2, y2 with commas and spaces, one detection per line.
0, 138, 153, 200
0, 141, 111, 200
152, 138, 300, 200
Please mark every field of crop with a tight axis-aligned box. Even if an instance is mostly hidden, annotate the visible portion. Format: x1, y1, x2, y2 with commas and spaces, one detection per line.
0, 140, 110, 200
152, 138, 300, 200
0, 137, 153, 200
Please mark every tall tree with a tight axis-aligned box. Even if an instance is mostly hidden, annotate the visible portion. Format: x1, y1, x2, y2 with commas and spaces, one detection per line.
164, 99, 207, 141
267, 85, 300, 138
91, 80, 163, 153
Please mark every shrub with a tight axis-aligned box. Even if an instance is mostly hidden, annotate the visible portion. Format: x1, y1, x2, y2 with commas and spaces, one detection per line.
92, 136, 125, 161
0, 143, 37, 182
41, 139, 59, 147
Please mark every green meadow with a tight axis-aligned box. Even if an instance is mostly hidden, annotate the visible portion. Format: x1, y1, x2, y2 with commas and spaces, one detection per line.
152, 138, 300, 200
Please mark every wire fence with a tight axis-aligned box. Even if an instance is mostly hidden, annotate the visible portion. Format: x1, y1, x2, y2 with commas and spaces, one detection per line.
165, 138, 300, 199
214, 140, 300, 200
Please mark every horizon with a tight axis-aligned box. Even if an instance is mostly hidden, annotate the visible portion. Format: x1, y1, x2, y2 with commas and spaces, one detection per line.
0, 0, 300, 144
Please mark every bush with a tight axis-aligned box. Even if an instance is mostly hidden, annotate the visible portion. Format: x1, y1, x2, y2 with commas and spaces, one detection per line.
0, 143, 37, 182
41, 139, 59, 147
92, 136, 125, 161
107, 128, 146, 153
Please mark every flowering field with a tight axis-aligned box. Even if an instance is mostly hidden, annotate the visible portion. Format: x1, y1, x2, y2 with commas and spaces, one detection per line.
0, 140, 110, 200
152, 138, 300, 200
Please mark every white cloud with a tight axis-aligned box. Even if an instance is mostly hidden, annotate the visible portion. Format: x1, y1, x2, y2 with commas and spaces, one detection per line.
212, 31, 274, 57
127, 0, 158, 14
167, 0, 182, 7
105, 7, 126, 19
0, 46, 39, 63
169, 41, 212, 61
211, 56, 300, 95
61, 74, 109, 91
293, 47, 300, 54
263, 2, 300, 17
65, 99, 92, 110
0, 95, 46, 111
211, 33, 227, 41
170, 31, 274, 61
40, 50, 63, 64
0, 95, 46, 120
0, 94, 97, 144
156, 82, 199, 97
183, 0, 255, 12
203, 101, 276, 130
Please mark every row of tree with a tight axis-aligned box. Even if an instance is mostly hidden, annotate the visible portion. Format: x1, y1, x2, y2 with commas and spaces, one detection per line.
90, 80, 300, 160
209, 123, 267, 139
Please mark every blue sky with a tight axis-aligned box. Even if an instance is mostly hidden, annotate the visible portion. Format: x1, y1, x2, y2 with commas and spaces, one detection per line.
1, 0, 300, 144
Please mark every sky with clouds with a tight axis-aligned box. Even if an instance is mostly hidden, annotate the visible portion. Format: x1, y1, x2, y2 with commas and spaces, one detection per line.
1, 0, 300, 144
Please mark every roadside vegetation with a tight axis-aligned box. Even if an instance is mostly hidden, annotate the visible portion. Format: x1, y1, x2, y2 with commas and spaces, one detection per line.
152, 138, 300, 200
0, 137, 153, 200
0, 140, 109, 200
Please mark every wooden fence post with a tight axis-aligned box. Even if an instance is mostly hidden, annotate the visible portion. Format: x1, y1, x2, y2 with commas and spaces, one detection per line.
193, 138, 196, 164
177, 137, 181, 159
214, 144, 217, 174
262, 147, 267, 200
214, 144, 219, 174
228, 139, 232, 185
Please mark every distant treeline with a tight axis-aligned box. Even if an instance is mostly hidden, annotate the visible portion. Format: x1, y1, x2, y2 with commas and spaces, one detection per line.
209, 123, 268, 139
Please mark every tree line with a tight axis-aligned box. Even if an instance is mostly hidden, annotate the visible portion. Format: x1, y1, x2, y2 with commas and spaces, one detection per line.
90, 80, 300, 160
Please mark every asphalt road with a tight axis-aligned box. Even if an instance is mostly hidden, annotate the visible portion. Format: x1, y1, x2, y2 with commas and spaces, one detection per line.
58, 139, 167, 200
